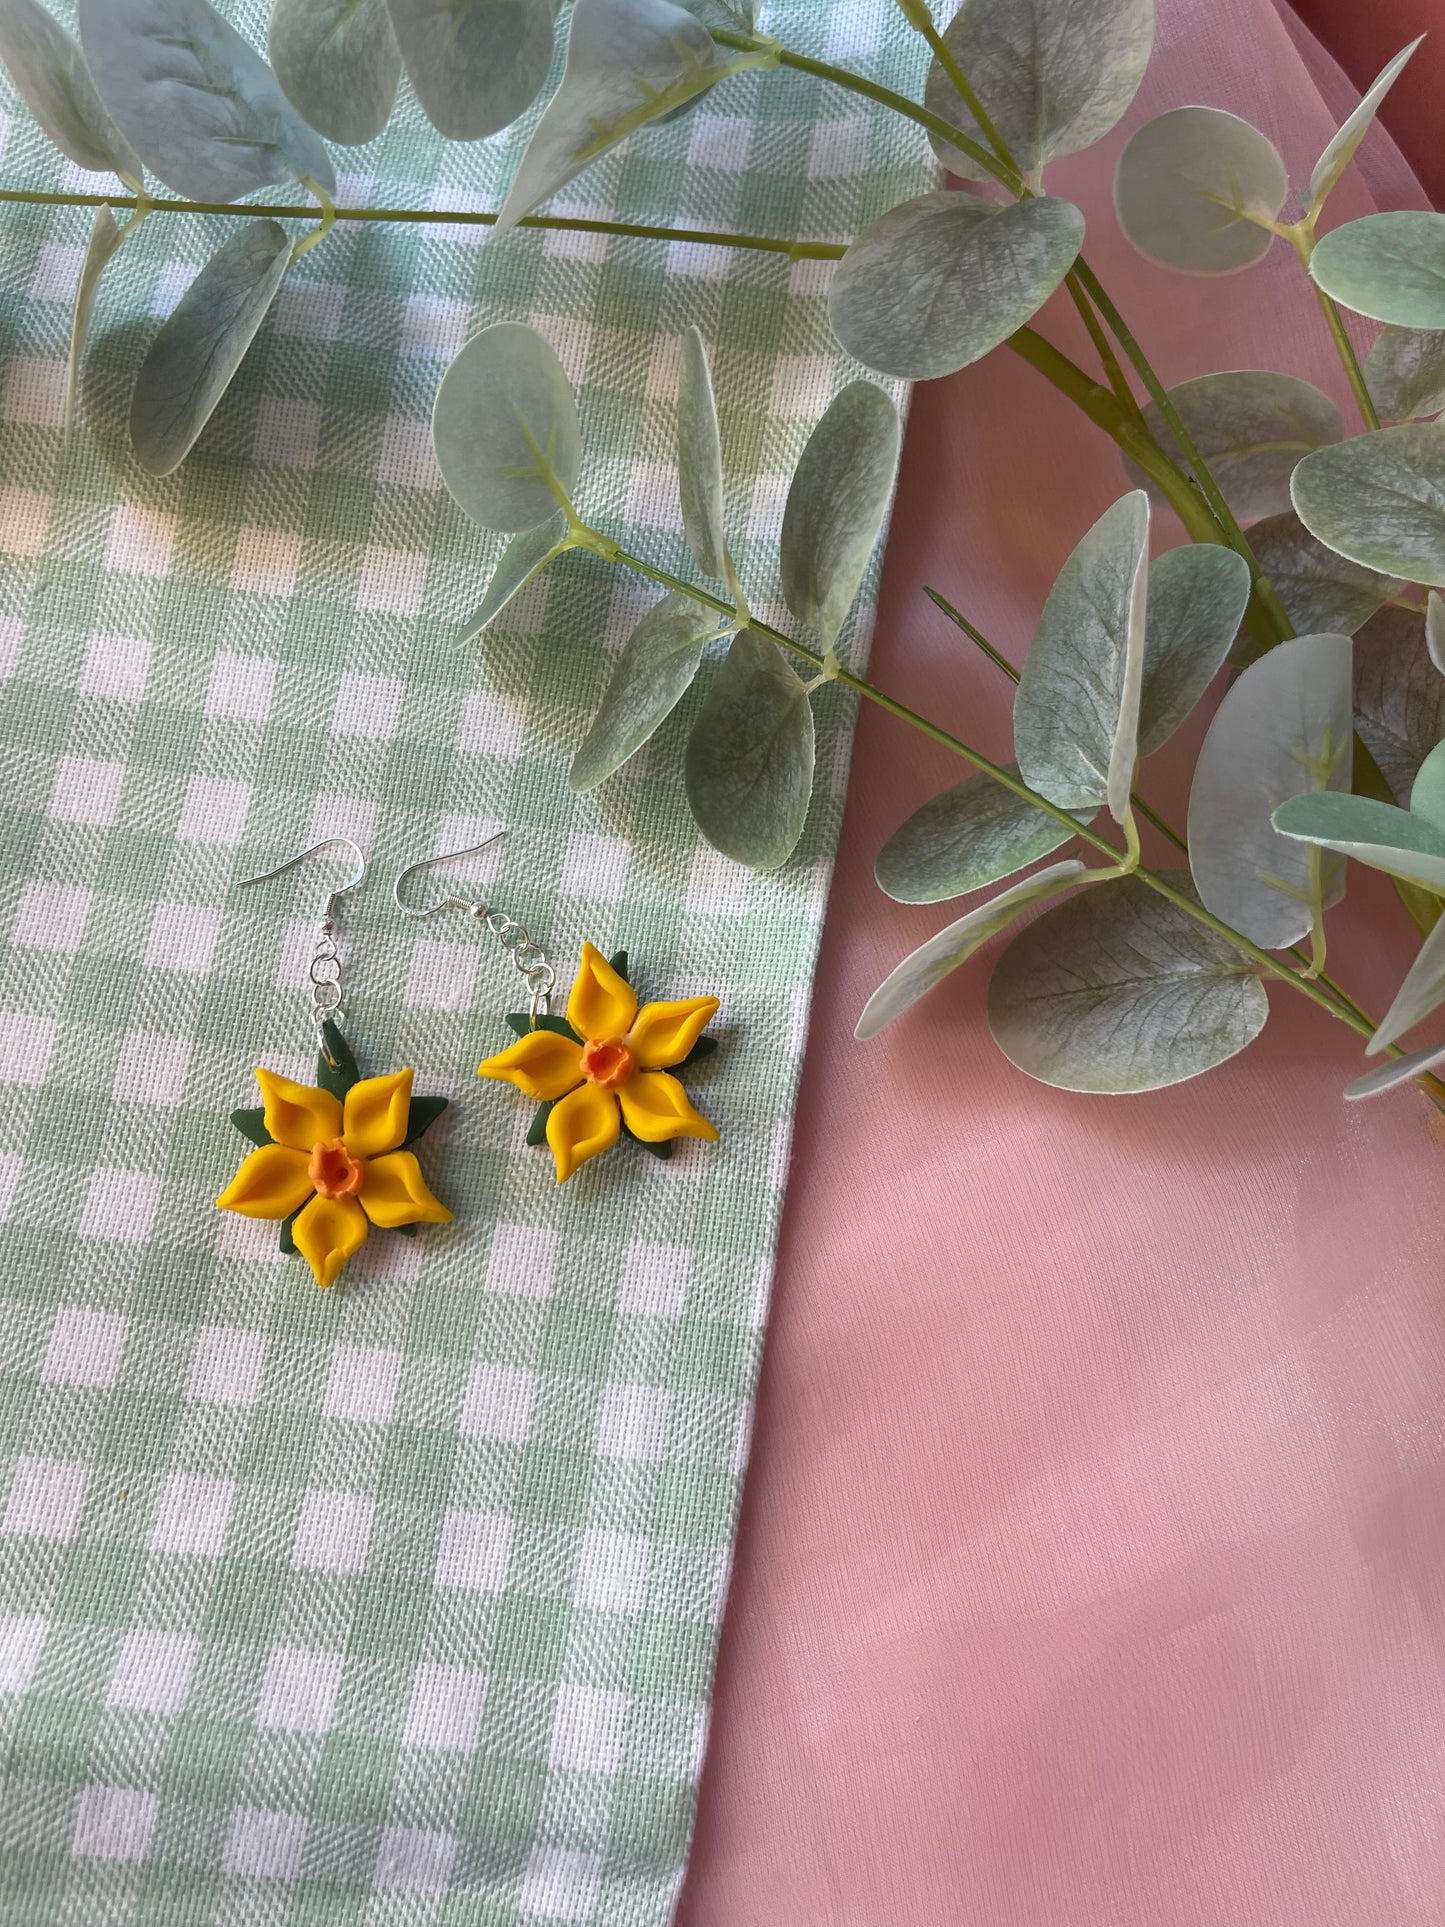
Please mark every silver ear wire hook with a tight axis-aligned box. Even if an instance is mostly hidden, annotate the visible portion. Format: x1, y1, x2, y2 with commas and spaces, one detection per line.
238, 836, 367, 1053
394, 834, 555, 1026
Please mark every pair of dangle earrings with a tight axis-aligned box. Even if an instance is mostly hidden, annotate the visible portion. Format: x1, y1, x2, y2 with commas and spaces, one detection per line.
215, 836, 721, 1290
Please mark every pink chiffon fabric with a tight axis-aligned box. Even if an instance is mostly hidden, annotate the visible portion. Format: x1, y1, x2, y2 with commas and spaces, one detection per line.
679, 2, 1445, 1922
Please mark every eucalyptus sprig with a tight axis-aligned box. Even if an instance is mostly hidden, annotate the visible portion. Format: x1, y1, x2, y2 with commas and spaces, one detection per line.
5, 0, 1445, 1108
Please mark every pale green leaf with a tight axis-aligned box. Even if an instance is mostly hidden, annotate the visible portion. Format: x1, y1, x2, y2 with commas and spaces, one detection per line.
826, 191, 1085, 381
856, 860, 1087, 1041
988, 872, 1269, 1091
1352, 606, 1445, 804
454, 515, 572, 645
1291, 423, 1445, 585
922, 0, 1154, 182
385, 0, 554, 142
66, 204, 128, 436
1310, 212, 1445, 329
677, 326, 730, 584
1247, 509, 1388, 639
1136, 543, 1251, 756
1122, 369, 1342, 523
1369, 908, 1445, 1051
674, 0, 753, 23
269, 0, 400, 146
1364, 325, 1445, 423
874, 767, 1091, 905
433, 321, 582, 534
1114, 106, 1285, 274
684, 628, 814, 870
1410, 740, 1445, 833
780, 380, 900, 648
1345, 1036, 1445, 1100
77, 0, 335, 202
1429, 591, 1445, 675
0, 0, 141, 179
1187, 633, 1352, 948
130, 221, 292, 476
1309, 36, 1422, 209
571, 592, 725, 791
1014, 491, 1150, 819
1271, 790, 1445, 895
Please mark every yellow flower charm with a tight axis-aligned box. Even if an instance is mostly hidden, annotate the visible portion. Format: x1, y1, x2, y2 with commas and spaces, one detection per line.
217, 1032, 451, 1288
478, 944, 720, 1184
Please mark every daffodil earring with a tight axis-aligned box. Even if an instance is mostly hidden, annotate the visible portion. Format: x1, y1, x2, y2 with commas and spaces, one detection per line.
216, 836, 452, 1288
394, 837, 721, 1185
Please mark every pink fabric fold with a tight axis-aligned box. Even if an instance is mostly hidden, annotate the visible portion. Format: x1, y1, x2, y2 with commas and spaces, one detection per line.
680, 2, 1445, 1921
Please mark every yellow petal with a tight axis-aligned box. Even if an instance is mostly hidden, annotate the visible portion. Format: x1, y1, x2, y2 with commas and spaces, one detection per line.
361, 1151, 452, 1229
546, 1082, 621, 1184
215, 1144, 314, 1219
617, 1071, 720, 1145
627, 996, 720, 1070
478, 1030, 584, 1101
566, 943, 638, 1043
292, 1193, 368, 1290
256, 1069, 341, 1151
343, 1068, 413, 1158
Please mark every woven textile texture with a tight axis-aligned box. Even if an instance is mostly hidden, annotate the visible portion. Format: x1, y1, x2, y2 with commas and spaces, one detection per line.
0, 6, 926, 1920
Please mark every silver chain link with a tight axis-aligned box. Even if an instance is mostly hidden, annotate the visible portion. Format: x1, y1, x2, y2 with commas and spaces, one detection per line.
309, 916, 345, 1043
478, 907, 555, 1023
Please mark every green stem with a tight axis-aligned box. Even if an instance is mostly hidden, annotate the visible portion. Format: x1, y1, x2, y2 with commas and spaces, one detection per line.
1065, 273, 1141, 416
906, 6, 1021, 180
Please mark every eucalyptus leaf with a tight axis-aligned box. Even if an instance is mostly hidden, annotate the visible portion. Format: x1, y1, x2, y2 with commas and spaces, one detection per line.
1308, 37, 1422, 209
677, 326, 731, 585
385, 0, 553, 143
1410, 740, 1445, 833
874, 768, 1091, 905
77, 0, 336, 203
1014, 490, 1150, 820
492, 0, 745, 236
828, 192, 1084, 382
66, 204, 129, 436
1247, 509, 1388, 639
987, 872, 1270, 1092
1344, 1037, 1445, 1101
130, 221, 291, 477
1122, 370, 1342, 523
1429, 592, 1445, 676
780, 381, 900, 650
1364, 325, 1445, 423
1310, 212, 1445, 329
923, 0, 1153, 184
269, 0, 401, 146
1187, 633, 1352, 948
856, 860, 1087, 1041
454, 515, 573, 645
433, 322, 582, 534
1291, 423, 1445, 586
1271, 792, 1445, 896
1136, 543, 1252, 756
1114, 106, 1285, 275
674, 0, 754, 24
684, 628, 814, 870
570, 592, 726, 792
1352, 607, 1445, 804
0, 0, 142, 179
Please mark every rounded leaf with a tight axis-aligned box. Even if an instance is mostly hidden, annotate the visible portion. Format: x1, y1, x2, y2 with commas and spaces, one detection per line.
130, 221, 292, 476
1187, 633, 1353, 949
987, 873, 1270, 1092
1308, 36, 1422, 211
875, 768, 1090, 905
433, 322, 582, 534
1114, 106, 1285, 275
684, 628, 814, 870
1136, 543, 1252, 757
923, 0, 1154, 183
827, 191, 1085, 381
1345, 1036, 1445, 1101
1353, 607, 1444, 805
1364, 325, 1445, 424
0, 0, 141, 178
386, 0, 554, 143
1247, 510, 1387, 640
1273, 789, 1445, 896
1310, 212, 1445, 329
780, 381, 900, 648
857, 860, 1087, 1041
570, 592, 722, 791
677, 326, 729, 583
78, 0, 335, 203
66, 204, 129, 434
454, 515, 572, 645
1291, 423, 1445, 586
269, 0, 401, 147
1122, 369, 1342, 524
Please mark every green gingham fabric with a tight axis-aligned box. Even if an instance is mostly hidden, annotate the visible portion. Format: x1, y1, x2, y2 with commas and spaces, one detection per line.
0, 6, 927, 1919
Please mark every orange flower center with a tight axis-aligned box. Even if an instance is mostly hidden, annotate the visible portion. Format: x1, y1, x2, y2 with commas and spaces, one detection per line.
309, 1137, 364, 1200
580, 1036, 634, 1091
